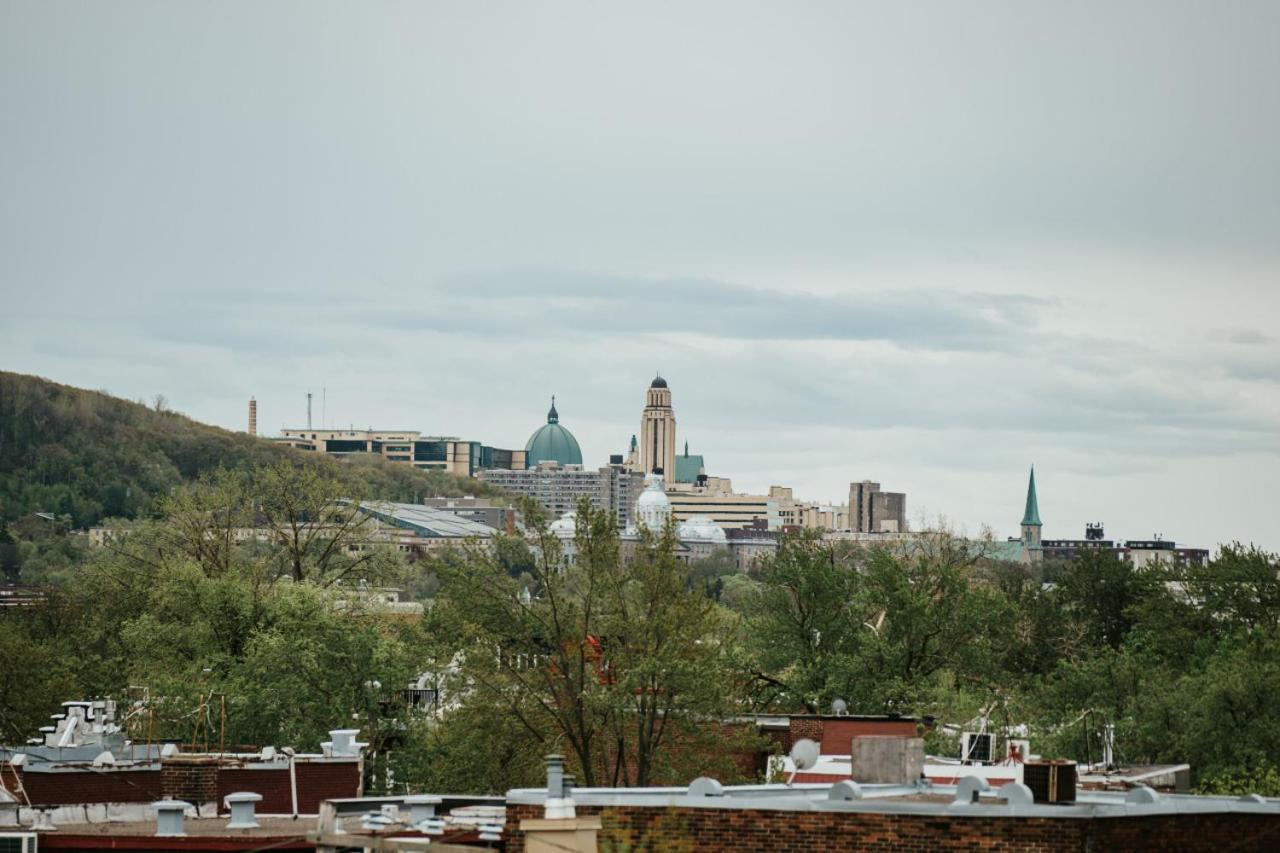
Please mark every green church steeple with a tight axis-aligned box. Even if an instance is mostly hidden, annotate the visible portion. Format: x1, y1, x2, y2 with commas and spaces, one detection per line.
1021, 466, 1042, 527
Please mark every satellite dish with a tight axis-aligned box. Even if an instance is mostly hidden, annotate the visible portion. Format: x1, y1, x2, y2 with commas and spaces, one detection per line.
831, 698, 848, 716
790, 738, 820, 771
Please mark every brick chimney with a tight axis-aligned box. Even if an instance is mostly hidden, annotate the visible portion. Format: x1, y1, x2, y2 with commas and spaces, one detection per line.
161, 756, 219, 805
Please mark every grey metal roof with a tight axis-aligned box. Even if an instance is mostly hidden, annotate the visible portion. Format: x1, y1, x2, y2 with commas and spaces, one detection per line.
359, 502, 498, 539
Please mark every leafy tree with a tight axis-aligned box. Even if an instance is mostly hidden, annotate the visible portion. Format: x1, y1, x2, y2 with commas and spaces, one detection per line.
1051, 548, 1154, 650
251, 461, 398, 585
744, 531, 1011, 716
429, 499, 745, 787
0, 524, 20, 581
742, 531, 867, 711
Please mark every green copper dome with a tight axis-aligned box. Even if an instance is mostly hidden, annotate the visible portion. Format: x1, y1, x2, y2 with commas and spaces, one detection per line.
525, 396, 583, 468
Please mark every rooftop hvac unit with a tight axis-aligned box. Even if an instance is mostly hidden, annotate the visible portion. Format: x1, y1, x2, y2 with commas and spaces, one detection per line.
1024, 760, 1078, 804
0, 833, 38, 853
961, 732, 994, 764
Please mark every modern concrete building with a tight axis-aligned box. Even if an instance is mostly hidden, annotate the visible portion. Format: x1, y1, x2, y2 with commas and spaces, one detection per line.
480, 461, 652, 531
602, 458, 648, 529
479, 462, 606, 520
639, 375, 677, 477
849, 480, 908, 534
276, 428, 525, 477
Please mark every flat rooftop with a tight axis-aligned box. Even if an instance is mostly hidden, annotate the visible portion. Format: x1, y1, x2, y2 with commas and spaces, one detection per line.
506, 779, 1280, 820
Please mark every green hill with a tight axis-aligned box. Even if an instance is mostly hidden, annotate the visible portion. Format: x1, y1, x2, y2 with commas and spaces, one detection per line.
0, 371, 495, 527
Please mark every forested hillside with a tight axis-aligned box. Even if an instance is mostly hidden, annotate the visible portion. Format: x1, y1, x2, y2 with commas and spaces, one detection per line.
0, 371, 492, 527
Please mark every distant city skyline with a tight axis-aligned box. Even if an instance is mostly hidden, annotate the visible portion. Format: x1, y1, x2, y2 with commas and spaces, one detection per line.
2, 1, 1277, 551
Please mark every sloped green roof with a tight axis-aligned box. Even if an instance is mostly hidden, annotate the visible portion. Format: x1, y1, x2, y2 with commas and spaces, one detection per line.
674, 453, 705, 484
1022, 466, 1042, 526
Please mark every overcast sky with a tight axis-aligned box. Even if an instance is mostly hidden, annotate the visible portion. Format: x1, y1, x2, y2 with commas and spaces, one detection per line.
3, 1, 1277, 551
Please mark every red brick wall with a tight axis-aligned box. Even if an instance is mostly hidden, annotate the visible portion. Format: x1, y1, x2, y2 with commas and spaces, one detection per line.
216, 763, 360, 814
821, 719, 918, 754
8, 760, 359, 813
785, 717, 920, 755
12, 767, 163, 805
161, 757, 219, 803
503, 802, 1280, 852
294, 762, 362, 813
788, 717, 824, 747
217, 767, 293, 814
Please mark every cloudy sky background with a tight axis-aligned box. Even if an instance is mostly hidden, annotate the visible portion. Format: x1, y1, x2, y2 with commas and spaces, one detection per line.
3, 1, 1277, 550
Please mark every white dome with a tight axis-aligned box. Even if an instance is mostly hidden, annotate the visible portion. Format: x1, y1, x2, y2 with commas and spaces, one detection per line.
631, 471, 671, 532
677, 515, 727, 543
549, 511, 577, 538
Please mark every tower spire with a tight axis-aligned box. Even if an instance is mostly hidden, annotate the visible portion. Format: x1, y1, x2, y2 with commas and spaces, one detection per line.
547, 395, 559, 423
1021, 465, 1042, 527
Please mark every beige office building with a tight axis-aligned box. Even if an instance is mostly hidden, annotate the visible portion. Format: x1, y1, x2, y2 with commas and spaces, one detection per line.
666, 483, 780, 532
769, 486, 849, 531
276, 428, 525, 477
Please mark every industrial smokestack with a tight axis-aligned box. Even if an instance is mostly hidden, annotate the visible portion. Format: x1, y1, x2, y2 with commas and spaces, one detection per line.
307, 392, 313, 430
248, 398, 257, 436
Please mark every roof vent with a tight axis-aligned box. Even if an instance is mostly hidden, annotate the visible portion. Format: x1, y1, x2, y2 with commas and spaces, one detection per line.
153, 800, 189, 837
225, 792, 263, 829
828, 781, 863, 801
1124, 785, 1160, 806
687, 777, 724, 798
953, 776, 990, 805
326, 729, 367, 757
401, 795, 441, 825
998, 782, 1035, 807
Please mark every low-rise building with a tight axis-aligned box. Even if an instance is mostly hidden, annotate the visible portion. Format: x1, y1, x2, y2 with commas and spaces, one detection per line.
666, 481, 781, 532
276, 428, 525, 477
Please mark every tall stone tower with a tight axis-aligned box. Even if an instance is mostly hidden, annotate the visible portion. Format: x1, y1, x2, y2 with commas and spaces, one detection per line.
1021, 465, 1043, 561
248, 397, 257, 437
640, 375, 677, 478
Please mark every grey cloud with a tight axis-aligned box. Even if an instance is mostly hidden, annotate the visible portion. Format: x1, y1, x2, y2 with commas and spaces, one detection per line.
404, 271, 1051, 354
1208, 328, 1276, 347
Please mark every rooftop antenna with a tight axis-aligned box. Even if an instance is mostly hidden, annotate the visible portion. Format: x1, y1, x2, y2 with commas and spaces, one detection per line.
322, 386, 326, 430
831, 698, 848, 716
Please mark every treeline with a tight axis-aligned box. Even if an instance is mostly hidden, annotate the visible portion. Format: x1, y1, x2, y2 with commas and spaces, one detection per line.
0, 462, 424, 751
0, 371, 493, 530
407, 509, 1280, 796
2, 454, 1277, 798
